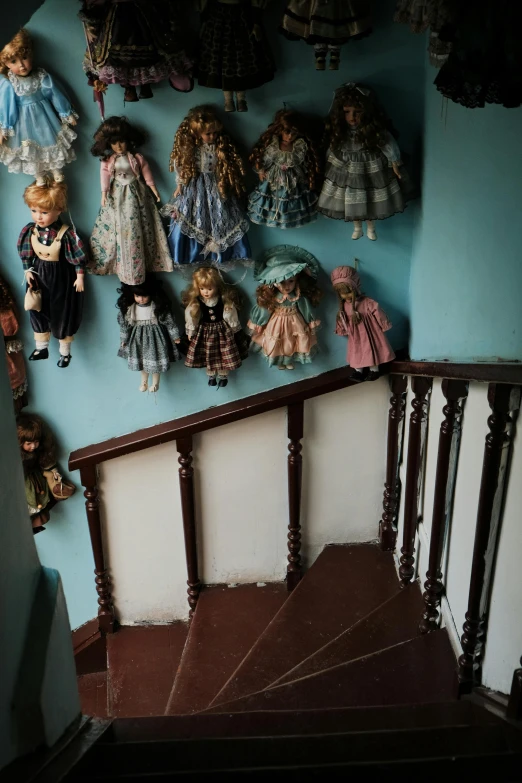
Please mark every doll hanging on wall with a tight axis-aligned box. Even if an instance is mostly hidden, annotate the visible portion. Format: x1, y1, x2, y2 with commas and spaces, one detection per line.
88, 116, 173, 286
182, 267, 250, 387
0, 273, 28, 413
78, 0, 194, 110
248, 245, 322, 370
17, 413, 75, 534
117, 277, 181, 393
162, 105, 251, 267
0, 29, 78, 183
331, 264, 395, 381
248, 108, 322, 229
18, 181, 86, 368
280, 1, 372, 70
197, 0, 275, 113
318, 82, 414, 240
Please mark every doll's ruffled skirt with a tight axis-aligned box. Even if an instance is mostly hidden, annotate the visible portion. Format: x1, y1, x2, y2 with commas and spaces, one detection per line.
248, 183, 318, 229
118, 323, 179, 373
280, 0, 372, 44
251, 311, 317, 367
185, 322, 248, 373
167, 222, 251, 267
317, 148, 414, 222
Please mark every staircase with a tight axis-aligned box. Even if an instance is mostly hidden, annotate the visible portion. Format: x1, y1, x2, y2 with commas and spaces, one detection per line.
64, 543, 522, 779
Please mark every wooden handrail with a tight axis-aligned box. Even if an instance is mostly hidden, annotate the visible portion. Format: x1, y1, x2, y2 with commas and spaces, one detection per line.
391, 361, 522, 385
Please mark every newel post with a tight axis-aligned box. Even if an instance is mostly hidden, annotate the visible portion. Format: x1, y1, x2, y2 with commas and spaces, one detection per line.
176, 436, 201, 617
79, 464, 115, 634
457, 383, 521, 693
379, 375, 408, 550
287, 401, 304, 591
420, 379, 468, 633
399, 376, 433, 585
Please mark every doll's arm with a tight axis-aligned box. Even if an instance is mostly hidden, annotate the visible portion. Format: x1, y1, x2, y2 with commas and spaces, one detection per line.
136, 154, 160, 202
380, 132, 402, 177
297, 296, 321, 332
223, 304, 241, 333
0, 80, 18, 142
185, 306, 201, 339
161, 312, 181, 344
117, 311, 131, 347
372, 302, 393, 332
100, 160, 111, 203
247, 304, 270, 334
63, 230, 87, 293
17, 224, 36, 274
41, 72, 78, 124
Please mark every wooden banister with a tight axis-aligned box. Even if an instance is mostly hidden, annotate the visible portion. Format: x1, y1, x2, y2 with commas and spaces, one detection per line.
391, 361, 522, 386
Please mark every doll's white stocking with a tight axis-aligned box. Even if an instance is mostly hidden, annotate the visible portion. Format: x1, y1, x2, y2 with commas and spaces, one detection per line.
52, 169, 65, 183
223, 91, 235, 112
139, 371, 149, 392
149, 373, 160, 393
352, 220, 363, 240
366, 220, 377, 240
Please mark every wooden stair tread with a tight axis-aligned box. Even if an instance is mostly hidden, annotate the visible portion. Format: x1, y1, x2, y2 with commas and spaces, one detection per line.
165, 583, 287, 715
205, 630, 457, 714
107, 623, 188, 718
211, 544, 398, 707
272, 584, 424, 688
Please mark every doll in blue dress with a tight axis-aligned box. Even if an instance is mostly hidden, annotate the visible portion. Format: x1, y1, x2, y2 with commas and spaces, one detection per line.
0, 29, 78, 184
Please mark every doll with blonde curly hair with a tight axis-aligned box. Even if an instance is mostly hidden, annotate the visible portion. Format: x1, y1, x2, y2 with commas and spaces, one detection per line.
0, 29, 78, 183
248, 108, 322, 229
182, 267, 249, 387
161, 105, 251, 267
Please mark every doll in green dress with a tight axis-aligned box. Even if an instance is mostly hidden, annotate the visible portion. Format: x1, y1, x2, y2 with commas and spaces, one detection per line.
248, 245, 322, 369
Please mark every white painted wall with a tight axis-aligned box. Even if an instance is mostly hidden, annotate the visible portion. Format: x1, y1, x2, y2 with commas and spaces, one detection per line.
98, 378, 389, 625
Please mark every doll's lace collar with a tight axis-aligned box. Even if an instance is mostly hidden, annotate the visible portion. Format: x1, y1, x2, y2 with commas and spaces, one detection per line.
8, 68, 46, 96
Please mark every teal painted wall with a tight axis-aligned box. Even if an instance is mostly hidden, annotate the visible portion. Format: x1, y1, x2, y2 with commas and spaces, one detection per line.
0, 0, 424, 629
409, 62, 522, 362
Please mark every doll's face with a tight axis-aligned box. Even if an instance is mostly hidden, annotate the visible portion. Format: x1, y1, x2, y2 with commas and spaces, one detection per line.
7, 54, 32, 77
111, 139, 128, 154
30, 206, 61, 228
134, 294, 151, 306
275, 277, 297, 295
22, 440, 39, 453
338, 285, 355, 301
343, 104, 363, 128
200, 129, 218, 144
199, 284, 217, 299
281, 128, 297, 145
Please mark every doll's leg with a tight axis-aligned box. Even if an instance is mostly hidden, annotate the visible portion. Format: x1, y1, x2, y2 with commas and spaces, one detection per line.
328, 45, 341, 70
223, 91, 236, 112
52, 169, 65, 183
217, 369, 229, 388
123, 84, 139, 103
367, 365, 380, 381
352, 220, 363, 240
350, 367, 365, 382
57, 336, 74, 368
139, 83, 153, 99
139, 371, 149, 392
29, 331, 50, 361
236, 91, 248, 112
207, 368, 217, 386
366, 220, 377, 240
314, 44, 327, 70
149, 373, 160, 393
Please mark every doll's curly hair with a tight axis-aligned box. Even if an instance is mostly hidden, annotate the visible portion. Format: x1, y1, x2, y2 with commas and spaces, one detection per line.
0, 28, 33, 77
181, 267, 242, 321
116, 277, 174, 322
325, 84, 398, 154
255, 271, 323, 313
0, 273, 15, 312
16, 413, 56, 470
24, 181, 67, 212
91, 116, 147, 160
249, 109, 323, 191
170, 105, 245, 200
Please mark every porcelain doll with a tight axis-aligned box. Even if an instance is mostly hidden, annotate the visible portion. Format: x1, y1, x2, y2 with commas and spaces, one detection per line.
394, 0, 454, 68
161, 105, 251, 267
117, 277, 181, 393
0, 29, 78, 183
17, 413, 75, 534
0, 273, 28, 413
248, 109, 322, 229
88, 116, 173, 286
182, 267, 249, 387
78, 0, 194, 110
197, 0, 275, 113
318, 82, 413, 240
18, 182, 86, 368
331, 265, 395, 381
248, 245, 322, 369
280, 1, 372, 70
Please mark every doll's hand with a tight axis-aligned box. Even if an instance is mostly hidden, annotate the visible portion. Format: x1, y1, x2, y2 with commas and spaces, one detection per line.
74, 274, 85, 293
251, 23, 262, 41
258, 169, 266, 181
173, 184, 182, 198
101, 192, 107, 208
152, 188, 161, 203
66, 115, 77, 126
0, 135, 4, 146
26, 270, 36, 287
174, 339, 181, 344
392, 161, 402, 179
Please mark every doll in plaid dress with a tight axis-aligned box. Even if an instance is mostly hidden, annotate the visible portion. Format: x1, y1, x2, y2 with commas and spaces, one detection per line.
182, 266, 249, 388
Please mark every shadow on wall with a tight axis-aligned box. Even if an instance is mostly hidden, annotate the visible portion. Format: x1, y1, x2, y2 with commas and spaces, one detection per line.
3, 1, 45, 44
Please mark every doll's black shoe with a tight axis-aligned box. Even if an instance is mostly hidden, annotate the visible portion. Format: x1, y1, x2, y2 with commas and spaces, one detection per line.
32, 526, 46, 535
123, 85, 139, 102
57, 354, 72, 368
349, 368, 366, 383
208, 377, 217, 386
139, 83, 153, 99
29, 348, 48, 361
367, 370, 381, 382
217, 377, 228, 388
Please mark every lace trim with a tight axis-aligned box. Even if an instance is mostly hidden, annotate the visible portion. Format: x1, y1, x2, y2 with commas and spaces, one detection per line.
13, 380, 28, 399
0, 122, 77, 175
171, 214, 249, 253
0, 124, 14, 137
8, 68, 46, 96
6, 339, 23, 353
84, 55, 193, 86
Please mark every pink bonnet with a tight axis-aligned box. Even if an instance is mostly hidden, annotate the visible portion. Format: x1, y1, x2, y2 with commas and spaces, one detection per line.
330, 265, 361, 294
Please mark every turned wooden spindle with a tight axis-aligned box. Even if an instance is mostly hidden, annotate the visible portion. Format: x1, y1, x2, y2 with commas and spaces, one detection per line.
399, 376, 433, 585
379, 375, 408, 551
176, 436, 201, 617
79, 464, 115, 634
287, 401, 304, 591
457, 383, 521, 693
420, 379, 468, 633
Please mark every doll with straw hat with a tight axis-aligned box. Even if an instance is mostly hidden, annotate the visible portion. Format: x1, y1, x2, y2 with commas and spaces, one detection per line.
248, 245, 322, 370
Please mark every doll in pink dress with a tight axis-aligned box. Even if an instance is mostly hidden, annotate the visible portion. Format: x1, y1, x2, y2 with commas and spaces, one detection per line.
331, 265, 395, 381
